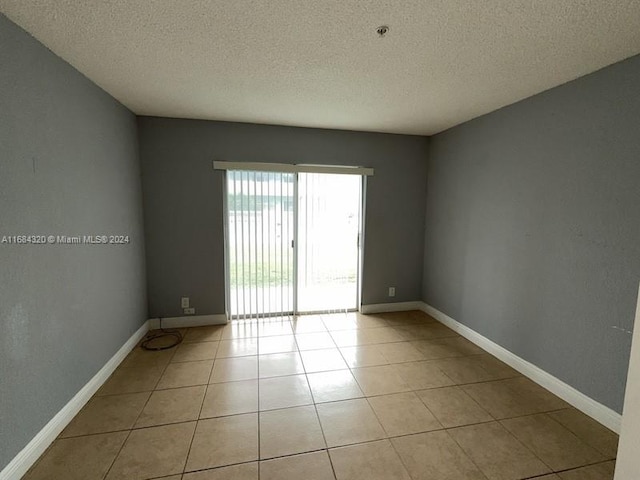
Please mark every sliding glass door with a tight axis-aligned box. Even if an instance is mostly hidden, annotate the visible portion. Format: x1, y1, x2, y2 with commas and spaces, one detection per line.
225, 169, 363, 319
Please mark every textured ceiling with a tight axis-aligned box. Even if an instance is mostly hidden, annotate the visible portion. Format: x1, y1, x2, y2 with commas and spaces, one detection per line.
2, 1, 640, 135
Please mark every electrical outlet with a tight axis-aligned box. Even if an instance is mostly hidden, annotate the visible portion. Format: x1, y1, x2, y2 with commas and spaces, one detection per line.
388, 287, 396, 297
181, 297, 190, 308
184, 307, 195, 315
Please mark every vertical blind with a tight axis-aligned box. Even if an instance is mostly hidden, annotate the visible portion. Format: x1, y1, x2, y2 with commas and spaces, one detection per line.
226, 170, 294, 319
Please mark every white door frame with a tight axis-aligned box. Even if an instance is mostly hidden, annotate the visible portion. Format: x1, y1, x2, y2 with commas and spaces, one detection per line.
614, 282, 640, 479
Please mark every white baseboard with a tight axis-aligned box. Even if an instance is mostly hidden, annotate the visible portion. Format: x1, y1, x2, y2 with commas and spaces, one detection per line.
148, 314, 227, 329
420, 302, 622, 433
0, 321, 150, 480
360, 301, 424, 314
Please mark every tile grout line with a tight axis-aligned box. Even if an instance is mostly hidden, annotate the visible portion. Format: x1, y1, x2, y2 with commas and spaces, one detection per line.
299, 312, 347, 480
499, 413, 613, 473
101, 429, 134, 480
336, 325, 400, 442
463, 417, 557, 478
257, 318, 263, 480
437, 425, 494, 480
540, 458, 618, 477
181, 334, 220, 476
259, 446, 331, 463
385, 430, 422, 480
62, 409, 574, 447
101, 330, 181, 480
541, 409, 615, 459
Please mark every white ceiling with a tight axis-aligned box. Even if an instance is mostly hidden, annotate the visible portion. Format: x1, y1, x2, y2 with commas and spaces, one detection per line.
2, 1, 640, 135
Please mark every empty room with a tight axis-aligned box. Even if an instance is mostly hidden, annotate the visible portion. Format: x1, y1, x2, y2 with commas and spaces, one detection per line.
2, 1, 640, 479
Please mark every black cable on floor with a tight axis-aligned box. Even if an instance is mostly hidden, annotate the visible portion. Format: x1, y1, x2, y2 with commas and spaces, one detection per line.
141, 318, 183, 350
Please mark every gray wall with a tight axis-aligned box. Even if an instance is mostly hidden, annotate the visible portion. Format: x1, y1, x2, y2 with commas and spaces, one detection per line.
423, 54, 640, 413
0, 14, 147, 470
138, 117, 429, 318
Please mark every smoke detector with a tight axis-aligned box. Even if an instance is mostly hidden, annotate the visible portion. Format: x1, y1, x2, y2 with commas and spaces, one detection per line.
376, 25, 389, 37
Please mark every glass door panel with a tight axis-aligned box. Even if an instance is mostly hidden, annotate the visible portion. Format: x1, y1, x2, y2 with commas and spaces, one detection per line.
297, 172, 361, 312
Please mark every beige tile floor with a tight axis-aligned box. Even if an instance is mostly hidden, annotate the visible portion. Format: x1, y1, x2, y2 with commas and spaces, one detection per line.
24, 310, 619, 480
